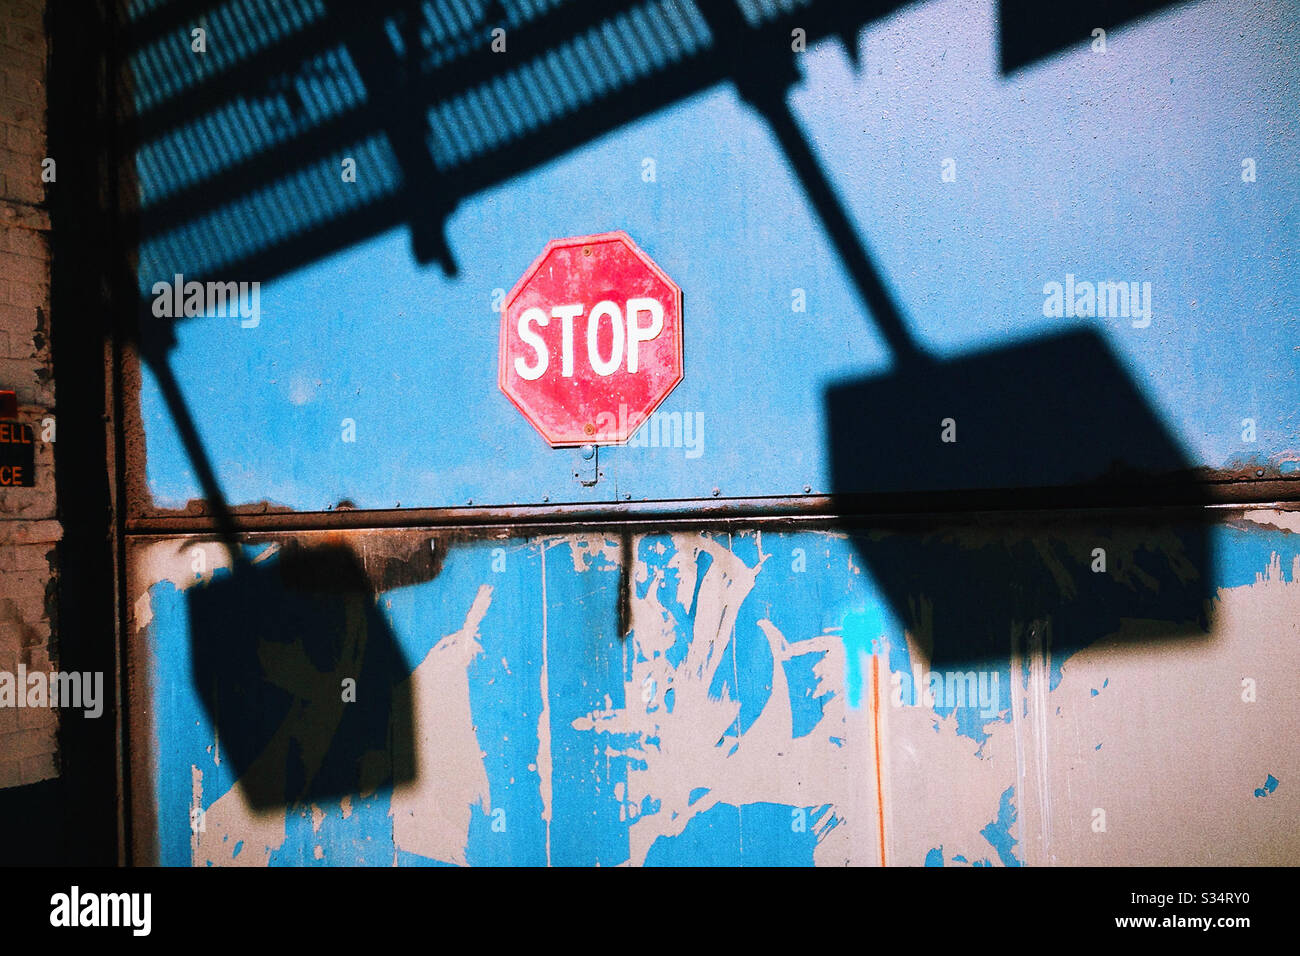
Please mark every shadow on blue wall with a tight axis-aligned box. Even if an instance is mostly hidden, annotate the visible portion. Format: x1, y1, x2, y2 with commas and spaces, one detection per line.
187, 541, 426, 809
117, 0, 1208, 809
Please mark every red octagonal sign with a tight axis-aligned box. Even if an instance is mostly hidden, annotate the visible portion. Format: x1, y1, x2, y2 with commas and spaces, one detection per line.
499, 231, 683, 446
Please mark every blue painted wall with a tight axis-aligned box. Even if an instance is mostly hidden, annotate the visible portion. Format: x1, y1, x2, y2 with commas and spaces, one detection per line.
133, 0, 1299, 511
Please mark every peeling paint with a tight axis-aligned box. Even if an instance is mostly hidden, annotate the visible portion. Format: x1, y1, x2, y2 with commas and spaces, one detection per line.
388, 585, 493, 866
570, 531, 874, 865
128, 516, 1300, 865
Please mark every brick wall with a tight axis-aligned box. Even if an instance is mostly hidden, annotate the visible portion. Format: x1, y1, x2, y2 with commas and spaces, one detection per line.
0, 0, 60, 790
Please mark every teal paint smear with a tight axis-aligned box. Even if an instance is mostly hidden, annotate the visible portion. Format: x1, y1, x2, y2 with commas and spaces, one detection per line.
740, 533, 857, 735
637, 534, 702, 670
840, 607, 882, 709
270, 790, 395, 867
784, 651, 833, 739
707, 605, 773, 738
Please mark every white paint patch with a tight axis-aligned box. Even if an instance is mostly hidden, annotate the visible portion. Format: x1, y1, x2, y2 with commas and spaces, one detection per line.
192, 764, 288, 867
1040, 569, 1300, 865
389, 585, 494, 866
561, 533, 621, 573
287, 372, 321, 406
131, 539, 255, 633
1237, 510, 1300, 535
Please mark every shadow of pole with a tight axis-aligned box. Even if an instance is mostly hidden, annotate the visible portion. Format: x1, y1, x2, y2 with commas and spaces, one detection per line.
140, 337, 420, 810
695, 0, 1216, 668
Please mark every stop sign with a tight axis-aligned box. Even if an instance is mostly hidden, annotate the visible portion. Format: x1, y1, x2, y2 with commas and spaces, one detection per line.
499, 231, 683, 446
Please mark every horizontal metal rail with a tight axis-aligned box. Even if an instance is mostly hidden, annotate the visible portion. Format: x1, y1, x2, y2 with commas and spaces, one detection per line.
125, 480, 1300, 536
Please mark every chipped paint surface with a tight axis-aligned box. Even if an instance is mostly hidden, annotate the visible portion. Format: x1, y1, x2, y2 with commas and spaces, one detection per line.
573, 532, 875, 865
388, 585, 492, 866
129, 514, 1300, 865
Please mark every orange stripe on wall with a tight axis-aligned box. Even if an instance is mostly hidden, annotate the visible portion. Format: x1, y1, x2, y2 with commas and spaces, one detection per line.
871, 652, 886, 867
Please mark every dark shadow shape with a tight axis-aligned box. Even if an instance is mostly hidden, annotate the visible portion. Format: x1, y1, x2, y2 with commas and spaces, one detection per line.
814, 221, 1216, 669
118, 0, 910, 309
822, 327, 1216, 669
188, 541, 416, 810
140, 326, 424, 810
838, 514, 1213, 674
999, 0, 1195, 75
708, 7, 1215, 666
827, 329, 1199, 494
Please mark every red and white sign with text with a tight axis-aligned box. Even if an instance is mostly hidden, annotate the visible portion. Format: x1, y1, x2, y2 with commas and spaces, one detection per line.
499, 231, 683, 446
